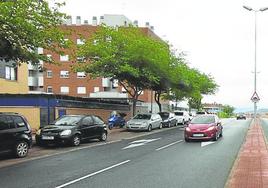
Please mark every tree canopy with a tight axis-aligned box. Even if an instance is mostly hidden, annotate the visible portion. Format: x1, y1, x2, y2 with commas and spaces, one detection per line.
76, 25, 218, 114
76, 25, 171, 114
0, 0, 69, 64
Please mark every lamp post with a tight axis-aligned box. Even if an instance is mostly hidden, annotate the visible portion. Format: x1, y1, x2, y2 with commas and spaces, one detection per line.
243, 5, 268, 121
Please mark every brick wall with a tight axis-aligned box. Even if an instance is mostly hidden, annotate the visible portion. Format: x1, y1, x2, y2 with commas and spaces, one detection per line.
63, 107, 132, 123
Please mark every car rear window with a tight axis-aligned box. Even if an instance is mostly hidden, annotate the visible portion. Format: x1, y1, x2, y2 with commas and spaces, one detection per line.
158, 112, 169, 119
133, 114, 151, 120
191, 116, 215, 124
174, 112, 183, 116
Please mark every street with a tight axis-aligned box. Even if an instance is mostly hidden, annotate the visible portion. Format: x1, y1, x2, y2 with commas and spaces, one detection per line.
0, 118, 251, 188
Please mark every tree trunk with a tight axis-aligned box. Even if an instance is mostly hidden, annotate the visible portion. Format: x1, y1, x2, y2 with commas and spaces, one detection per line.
155, 91, 162, 112
132, 93, 140, 116
132, 99, 137, 116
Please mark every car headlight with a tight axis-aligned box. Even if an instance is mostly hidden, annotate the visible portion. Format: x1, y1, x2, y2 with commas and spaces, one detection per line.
60, 129, 72, 136
36, 129, 41, 135
185, 127, 191, 132
206, 126, 215, 131
141, 122, 147, 127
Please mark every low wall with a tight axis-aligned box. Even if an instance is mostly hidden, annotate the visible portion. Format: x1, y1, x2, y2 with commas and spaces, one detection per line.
0, 107, 40, 131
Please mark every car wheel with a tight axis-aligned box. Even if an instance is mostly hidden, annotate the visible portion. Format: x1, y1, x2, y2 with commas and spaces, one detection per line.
174, 121, 177, 126
72, 135, 81, 146
220, 130, 223, 137
213, 132, 218, 141
14, 141, 29, 158
185, 138, 190, 142
159, 123, 163, 129
148, 125, 152, 132
99, 132, 107, 141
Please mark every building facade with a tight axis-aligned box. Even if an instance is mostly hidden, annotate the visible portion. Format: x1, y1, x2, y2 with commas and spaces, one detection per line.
29, 15, 163, 113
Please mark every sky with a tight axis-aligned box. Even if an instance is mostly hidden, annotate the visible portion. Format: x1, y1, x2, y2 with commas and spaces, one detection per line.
53, 0, 268, 111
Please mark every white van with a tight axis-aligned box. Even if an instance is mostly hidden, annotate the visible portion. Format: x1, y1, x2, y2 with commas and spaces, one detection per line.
174, 111, 190, 125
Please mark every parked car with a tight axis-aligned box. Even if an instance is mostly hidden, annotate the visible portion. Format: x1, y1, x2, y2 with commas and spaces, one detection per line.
237, 114, 246, 120
0, 112, 32, 158
158, 112, 177, 128
174, 111, 190, 125
36, 115, 107, 147
184, 114, 222, 142
126, 113, 162, 131
196, 111, 207, 115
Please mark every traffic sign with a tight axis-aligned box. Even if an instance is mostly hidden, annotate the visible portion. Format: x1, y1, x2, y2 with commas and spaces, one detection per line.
251, 92, 260, 102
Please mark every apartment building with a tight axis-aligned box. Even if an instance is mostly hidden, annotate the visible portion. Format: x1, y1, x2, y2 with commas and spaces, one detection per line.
29, 14, 167, 113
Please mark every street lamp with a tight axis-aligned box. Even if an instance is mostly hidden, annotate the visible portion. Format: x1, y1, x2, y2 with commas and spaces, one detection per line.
243, 5, 268, 121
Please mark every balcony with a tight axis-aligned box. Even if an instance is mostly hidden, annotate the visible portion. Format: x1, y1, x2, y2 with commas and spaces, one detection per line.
28, 77, 38, 86
28, 76, 44, 87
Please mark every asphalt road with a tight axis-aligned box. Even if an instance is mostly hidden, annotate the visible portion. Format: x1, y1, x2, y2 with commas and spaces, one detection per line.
0, 118, 251, 188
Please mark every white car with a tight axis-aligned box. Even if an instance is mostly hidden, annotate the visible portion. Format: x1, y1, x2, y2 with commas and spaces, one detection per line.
126, 113, 162, 131
174, 111, 190, 125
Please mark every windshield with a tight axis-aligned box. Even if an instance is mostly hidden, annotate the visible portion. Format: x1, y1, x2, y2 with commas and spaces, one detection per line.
133, 114, 151, 120
196, 112, 206, 115
174, 112, 183, 116
53, 116, 83, 126
191, 116, 215, 124
158, 112, 169, 119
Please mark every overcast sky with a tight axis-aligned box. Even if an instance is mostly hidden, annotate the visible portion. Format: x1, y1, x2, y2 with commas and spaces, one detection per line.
55, 0, 268, 110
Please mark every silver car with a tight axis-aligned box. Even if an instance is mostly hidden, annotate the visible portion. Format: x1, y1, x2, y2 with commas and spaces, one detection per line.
126, 113, 162, 131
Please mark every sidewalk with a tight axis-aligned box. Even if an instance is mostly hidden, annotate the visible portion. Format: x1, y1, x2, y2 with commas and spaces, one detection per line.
227, 119, 268, 188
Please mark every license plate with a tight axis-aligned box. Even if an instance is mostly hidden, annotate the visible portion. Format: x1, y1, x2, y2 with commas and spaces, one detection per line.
193, 134, 204, 137
42, 135, 54, 140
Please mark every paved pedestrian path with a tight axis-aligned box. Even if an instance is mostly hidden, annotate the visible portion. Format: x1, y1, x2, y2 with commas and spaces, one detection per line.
227, 119, 268, 188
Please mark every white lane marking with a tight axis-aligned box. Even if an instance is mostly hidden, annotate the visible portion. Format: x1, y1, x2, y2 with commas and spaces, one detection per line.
122, 138, 161, 150
201, 141, 215, 147
55, 160, 130, 188
155, 140, 183, 151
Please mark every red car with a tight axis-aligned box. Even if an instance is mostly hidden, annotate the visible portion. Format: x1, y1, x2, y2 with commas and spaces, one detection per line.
184, 115, 223, 142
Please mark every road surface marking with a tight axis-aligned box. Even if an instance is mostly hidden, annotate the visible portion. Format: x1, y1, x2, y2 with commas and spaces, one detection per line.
122, 138, 161, 150
201, 141, 215, 147
155, 140, 183, 151
55, 160, 130, 188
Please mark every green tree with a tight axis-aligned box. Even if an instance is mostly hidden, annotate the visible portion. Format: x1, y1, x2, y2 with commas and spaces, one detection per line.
0, 0, 69, 64
219, 105, 235, 118
76, 25, 170, 115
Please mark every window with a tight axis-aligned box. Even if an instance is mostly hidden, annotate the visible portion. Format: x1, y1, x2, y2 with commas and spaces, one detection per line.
60, 71, 69, 78
76, 56, 85, 62
60, 86, 69, 94
77, 38, 85, 45
5, 66, 17, 81
12, 116, 26, 128
60, 55, 69, 61
37, 47, 43, 54
47, 86, 53, 93
77, 72, 86, 78
122, 87, 127, 93
92, 116, 104, 124
94, 87, 99, 92
47, 54, 52, 61
81, 117, 94, 126
112, 79, 118, 88
77, 87, 86, 94
47, 70, 52, 78
0, 116, 9, 130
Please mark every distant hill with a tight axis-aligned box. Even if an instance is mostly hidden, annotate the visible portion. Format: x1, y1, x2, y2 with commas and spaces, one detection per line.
235, 108, 268, 114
